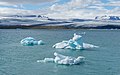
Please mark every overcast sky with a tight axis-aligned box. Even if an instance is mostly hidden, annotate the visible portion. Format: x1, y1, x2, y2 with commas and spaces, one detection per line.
0, 0, 120, 19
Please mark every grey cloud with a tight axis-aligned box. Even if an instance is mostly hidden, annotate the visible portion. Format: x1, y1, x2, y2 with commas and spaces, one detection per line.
0, 0, 56, 4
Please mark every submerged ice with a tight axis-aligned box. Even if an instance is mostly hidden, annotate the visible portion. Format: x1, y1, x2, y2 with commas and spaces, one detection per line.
37, 52, 85, 65
20, 37, 44, 46
53, 33, 98, 50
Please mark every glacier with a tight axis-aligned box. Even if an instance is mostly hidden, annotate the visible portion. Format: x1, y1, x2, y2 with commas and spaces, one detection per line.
20, 37, 44, 46
37, 52, 85, 65
1, 15, 120, 29
53, 33, 99, 50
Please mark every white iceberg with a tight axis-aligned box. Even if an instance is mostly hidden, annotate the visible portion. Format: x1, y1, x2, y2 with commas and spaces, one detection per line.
37, 52, 85, 65
53, 33, 98, 50
20, 37, 44, 46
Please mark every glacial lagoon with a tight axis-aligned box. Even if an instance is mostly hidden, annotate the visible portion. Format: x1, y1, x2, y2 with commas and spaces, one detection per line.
0, 29, 120, 75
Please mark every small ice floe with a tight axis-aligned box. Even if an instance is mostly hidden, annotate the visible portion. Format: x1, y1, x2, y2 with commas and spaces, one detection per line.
83, 43, 99, 49
37, 52, 85, 65
37, 58, 54, 63
80, 32, 86, 35
53, 33, 98, 50
20, 37, 44, 46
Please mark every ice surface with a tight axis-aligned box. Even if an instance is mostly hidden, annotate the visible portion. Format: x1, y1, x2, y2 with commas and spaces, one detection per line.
20, 37, 44, 46
54, 52, 85, 65
37, 58, 54, 63
83, 43, 99, 49
37, 52, 85, 65
53, 33, 98, 50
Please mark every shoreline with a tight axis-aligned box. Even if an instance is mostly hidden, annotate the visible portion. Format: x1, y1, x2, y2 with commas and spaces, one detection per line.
0, 25, 120, 29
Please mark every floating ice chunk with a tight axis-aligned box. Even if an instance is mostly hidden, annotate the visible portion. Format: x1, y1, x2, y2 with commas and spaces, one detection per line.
38, 52, 85, 65
38, 40, 44, 45
53, 33, 98, 50
53, 41, 68, 49
72, 33, 82, 42
20, 37, 44, 46
83, 43, 99, 49
74, 56, 85, 64
37, 58, 54, 63
54, 52, 85, 65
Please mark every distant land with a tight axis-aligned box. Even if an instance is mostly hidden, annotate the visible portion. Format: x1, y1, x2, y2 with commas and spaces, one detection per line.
0, 15, 120, 29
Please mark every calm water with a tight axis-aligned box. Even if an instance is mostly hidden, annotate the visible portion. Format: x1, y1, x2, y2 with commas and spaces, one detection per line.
0, 29, 120, 75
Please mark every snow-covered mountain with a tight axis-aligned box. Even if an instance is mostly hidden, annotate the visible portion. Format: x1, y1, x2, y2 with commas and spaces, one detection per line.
3, 15, 50, 20
0, 15, 71, 26
95, 15, 120, 20
0, 15, 56, 26
0, 15, 120, 29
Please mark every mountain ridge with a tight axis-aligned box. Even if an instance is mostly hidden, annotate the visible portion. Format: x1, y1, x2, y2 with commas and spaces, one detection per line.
0, 15, 120, 29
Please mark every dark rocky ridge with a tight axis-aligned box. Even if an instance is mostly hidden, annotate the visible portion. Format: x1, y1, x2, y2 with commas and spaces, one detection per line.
1, 24, 120, 29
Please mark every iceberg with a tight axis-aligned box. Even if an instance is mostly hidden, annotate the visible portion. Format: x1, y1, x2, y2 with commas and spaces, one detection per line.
20, 37, 44, 46
53, 33, 98, 50
37, 52, 85, 65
